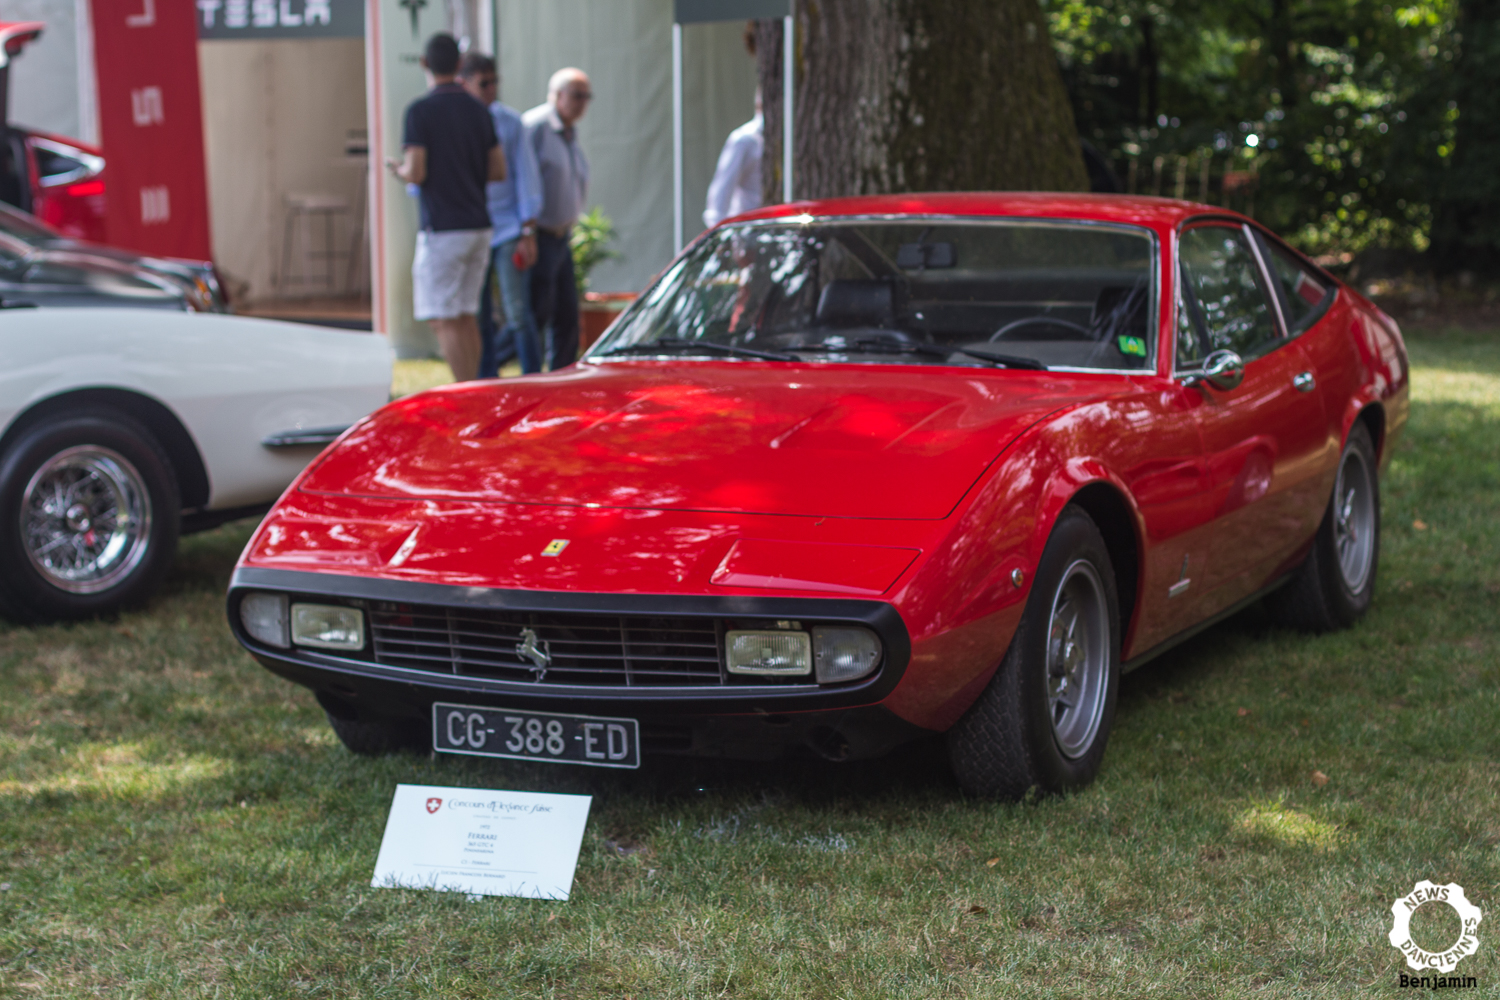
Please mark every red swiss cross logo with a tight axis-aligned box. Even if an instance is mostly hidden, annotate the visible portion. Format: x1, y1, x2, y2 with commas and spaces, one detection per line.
425, 797, 442, 814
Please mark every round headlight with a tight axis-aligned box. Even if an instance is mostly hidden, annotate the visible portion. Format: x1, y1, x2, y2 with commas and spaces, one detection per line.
812, 626, 882, 684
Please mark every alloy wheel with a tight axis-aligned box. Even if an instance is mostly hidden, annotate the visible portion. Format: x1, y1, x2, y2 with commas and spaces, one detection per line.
1332, 444, 1376, 593
1045, 559, 1110, 759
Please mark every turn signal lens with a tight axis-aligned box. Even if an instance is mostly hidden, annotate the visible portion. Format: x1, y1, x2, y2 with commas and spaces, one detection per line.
239, 592, 289, 648
725, 630, 812, 676
290, 603, 365, 651
812, 626, 882, 684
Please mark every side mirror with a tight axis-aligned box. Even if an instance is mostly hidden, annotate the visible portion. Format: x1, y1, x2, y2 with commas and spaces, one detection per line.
1183, 349, 1245, 391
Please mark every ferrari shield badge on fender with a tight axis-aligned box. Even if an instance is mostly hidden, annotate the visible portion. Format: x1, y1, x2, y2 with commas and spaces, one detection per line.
541, 539, 570, 557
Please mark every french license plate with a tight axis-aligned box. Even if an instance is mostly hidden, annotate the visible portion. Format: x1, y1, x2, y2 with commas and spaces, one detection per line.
432, 702, 640, 769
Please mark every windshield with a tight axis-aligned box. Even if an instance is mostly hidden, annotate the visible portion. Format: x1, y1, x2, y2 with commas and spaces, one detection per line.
590, 218, 1157, 371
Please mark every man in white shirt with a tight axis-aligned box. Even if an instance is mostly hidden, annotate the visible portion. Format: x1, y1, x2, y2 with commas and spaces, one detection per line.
703, 92, 763, 229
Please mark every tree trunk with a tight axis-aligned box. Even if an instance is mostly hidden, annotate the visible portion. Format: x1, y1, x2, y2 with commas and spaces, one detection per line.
755, 0, 1088, 204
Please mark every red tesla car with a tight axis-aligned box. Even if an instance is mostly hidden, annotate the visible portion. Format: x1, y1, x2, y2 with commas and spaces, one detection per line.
0, 22, 106, 243
227, 193, 1407, 797
16, 126, 106, 242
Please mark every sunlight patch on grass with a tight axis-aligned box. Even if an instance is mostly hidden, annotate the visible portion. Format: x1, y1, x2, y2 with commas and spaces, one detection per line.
1408, 366, 1500, 409
391, 358, 453, 399
0, 743, 229, 802
392, 357, 526, 398
1234, 800, 1346, 850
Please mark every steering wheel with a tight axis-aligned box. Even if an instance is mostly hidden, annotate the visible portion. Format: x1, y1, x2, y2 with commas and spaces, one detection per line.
990, 316, 1092, 342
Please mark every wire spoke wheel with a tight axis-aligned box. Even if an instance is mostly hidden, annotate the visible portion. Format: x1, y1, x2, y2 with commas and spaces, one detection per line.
1332, 444, 1375, 593
1044, 559, 1110, 759
21, 445, 153, 594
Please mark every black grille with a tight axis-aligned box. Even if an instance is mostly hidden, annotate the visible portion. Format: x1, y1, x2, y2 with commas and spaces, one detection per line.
367, 603, 727, 686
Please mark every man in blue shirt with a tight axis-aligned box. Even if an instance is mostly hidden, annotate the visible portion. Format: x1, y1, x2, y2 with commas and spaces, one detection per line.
460, 54, 544, 377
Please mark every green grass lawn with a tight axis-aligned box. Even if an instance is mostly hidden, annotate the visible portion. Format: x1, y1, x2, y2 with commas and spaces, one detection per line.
2, 328, 1498, 998
391, 357, 523, 399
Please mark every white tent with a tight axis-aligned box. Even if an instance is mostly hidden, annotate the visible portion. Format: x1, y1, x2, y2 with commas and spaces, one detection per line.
670, 0, 791, 252
494, 0, 761, 292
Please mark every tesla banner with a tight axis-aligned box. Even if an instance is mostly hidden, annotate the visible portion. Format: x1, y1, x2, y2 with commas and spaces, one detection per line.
89, 0, 213, 260
197, 0, 363, 39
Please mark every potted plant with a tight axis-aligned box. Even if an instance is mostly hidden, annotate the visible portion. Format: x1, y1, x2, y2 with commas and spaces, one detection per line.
571, 208, 633, 352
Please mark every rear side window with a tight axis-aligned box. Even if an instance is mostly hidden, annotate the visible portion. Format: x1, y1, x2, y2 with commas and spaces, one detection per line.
35, 148, 84, 182
1175, 224, 1280, 368
1256, 233, 1334, 336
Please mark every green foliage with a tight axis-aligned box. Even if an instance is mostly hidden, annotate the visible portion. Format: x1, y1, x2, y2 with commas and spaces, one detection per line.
1429, 0, 1500, 268
570, 207, 619, 293
1045, 0, 1459, 256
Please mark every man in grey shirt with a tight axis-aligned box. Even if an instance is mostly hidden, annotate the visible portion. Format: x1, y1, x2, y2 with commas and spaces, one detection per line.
523, 67, 592, 370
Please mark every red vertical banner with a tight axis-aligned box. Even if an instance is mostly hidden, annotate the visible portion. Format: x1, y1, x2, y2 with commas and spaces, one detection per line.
89, 0, 212, 261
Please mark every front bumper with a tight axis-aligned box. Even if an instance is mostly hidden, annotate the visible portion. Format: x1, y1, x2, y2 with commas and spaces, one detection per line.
228, 567, 926, 760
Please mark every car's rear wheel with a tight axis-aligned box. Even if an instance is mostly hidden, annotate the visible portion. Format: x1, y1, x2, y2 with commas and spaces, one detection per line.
0, 412, 180, 622
1265, 422, 1379, 632
948, 506, 1121, 798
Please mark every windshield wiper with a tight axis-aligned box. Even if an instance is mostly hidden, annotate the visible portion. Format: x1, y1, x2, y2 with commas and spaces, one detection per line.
788, 338, 1047, 371
601, 337, 797, 362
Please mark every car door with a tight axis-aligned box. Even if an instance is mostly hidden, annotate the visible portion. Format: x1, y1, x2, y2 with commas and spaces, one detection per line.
1175, 221, 1330, 614
1251, 227, 1346, 495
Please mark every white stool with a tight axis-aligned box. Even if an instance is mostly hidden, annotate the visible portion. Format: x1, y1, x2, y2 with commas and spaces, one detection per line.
279, 193, 350, 295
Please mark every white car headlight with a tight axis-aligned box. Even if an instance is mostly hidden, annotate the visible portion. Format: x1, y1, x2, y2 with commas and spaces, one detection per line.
290, 603, 365, 651
239, 592, 289, 648
812, 626, 882, 683
725, 630, 812, 676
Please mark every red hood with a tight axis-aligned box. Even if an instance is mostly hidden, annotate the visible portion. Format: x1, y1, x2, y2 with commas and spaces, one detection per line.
301, 361, 1094, 520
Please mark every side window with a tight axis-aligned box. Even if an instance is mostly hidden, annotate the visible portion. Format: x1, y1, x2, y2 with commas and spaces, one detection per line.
1256, 233, 1334, 337
1175, 225, 1281, 367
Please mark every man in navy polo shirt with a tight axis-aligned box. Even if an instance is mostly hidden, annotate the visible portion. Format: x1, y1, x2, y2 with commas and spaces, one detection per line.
386, 33, 505, 381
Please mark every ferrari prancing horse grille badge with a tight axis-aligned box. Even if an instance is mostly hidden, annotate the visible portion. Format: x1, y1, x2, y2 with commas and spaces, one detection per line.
541, 539, 569, 557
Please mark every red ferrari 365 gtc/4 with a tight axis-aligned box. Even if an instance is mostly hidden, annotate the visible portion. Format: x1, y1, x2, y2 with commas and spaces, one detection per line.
227, 193, 1407, 798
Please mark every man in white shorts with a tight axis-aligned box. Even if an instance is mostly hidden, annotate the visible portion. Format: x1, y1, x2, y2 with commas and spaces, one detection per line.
386, 33, 506, 381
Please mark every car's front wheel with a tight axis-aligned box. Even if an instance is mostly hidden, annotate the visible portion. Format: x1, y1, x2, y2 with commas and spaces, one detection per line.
948, 506, 1121, 799
324, 712, 427, 756
0, 412, 180, 622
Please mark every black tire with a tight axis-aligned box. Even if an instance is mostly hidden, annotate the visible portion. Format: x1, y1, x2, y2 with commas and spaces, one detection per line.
325, 713, 426, 756
0, 411, 180, 622
320, 696, 426, 756
948, 506, 1121, 799
1265, 422, 1380, 633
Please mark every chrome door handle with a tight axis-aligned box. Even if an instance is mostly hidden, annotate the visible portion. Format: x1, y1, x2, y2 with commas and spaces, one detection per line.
1293, 371, 1316, 392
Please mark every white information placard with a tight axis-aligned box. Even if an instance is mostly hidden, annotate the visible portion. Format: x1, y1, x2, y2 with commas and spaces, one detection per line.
371, 784, 592, 900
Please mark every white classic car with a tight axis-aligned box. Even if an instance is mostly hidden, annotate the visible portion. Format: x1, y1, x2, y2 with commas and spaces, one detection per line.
0, 308, 392, 621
